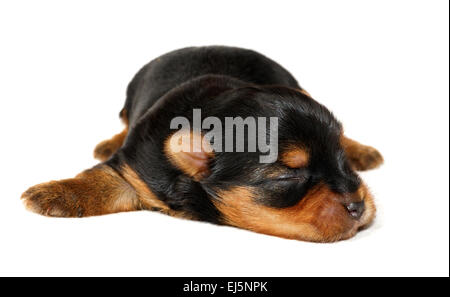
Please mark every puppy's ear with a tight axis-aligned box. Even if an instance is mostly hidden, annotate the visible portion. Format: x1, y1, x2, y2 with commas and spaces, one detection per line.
164, 130, 214, 181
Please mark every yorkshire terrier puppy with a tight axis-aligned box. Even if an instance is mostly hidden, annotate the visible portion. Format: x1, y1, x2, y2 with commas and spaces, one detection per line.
22, 46, 383, 242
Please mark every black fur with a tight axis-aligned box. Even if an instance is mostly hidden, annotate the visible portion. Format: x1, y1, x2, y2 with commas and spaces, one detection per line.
107, 46, 360, 223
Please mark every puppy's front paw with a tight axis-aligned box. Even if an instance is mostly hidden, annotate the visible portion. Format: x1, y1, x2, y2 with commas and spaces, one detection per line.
349, 145, 384, 171
21, 181, 84, 217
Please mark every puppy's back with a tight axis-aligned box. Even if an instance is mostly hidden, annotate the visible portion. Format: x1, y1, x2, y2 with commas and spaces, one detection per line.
123, 46, 300, 125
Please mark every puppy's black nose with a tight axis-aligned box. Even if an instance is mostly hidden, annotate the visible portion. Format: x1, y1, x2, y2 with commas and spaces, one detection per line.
346, 201, 365, 219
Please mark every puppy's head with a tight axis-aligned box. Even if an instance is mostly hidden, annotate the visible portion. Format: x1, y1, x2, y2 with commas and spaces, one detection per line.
165, 86, 375, 242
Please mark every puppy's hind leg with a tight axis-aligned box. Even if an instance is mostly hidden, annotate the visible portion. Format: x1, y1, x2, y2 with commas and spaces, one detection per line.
94, 109, 129, 162
342, 136, 384, 171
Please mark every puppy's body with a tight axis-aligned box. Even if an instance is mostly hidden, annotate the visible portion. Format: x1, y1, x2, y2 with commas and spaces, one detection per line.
22, 46, 383, 242
123, 46, 300, 127
109, 47, 305, 223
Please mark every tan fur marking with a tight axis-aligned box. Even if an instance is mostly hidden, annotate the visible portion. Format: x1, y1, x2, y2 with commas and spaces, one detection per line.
121, 164, 192, 219
94, 109, 130, 162
214, 184, 375, 242
120, 108, 129, 126
358, 184, 376, 228
120, 164, 169, 211
94, 128, 128, 162
299, 89, 311, 97
281, 148, 309, 168
342, 136, 384, 171
22, 165, 141, 217
164, 131, 213, 181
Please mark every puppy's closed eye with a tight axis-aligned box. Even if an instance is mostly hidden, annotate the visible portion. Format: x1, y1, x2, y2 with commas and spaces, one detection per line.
253, 170, 313, 208
274, 168, 310, 182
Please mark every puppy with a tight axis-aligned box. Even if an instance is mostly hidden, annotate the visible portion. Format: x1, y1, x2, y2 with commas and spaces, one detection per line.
22, 46, 383, 242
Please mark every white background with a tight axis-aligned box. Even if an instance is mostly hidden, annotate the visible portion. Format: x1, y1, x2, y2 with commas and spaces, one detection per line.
0, 0, 448, 276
